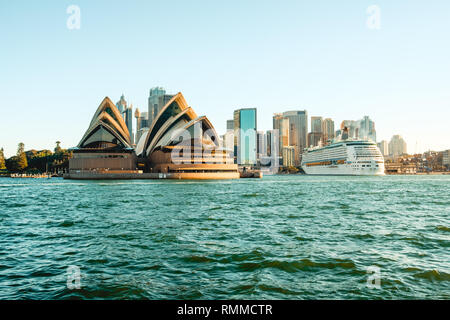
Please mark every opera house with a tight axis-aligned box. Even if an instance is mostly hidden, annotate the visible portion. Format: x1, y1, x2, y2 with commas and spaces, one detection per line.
65, 93, 240, 179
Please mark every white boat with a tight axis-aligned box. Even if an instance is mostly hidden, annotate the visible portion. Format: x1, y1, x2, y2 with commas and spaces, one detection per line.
301, 138, 385, 176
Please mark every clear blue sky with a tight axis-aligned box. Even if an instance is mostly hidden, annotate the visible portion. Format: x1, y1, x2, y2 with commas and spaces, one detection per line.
1, 0, 449, 157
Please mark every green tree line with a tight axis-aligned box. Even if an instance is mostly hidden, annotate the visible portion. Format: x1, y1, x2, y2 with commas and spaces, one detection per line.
1, 142, 72, 174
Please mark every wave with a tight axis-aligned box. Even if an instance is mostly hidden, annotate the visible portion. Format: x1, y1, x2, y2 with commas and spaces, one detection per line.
436, 225, 450, 232
241, 193, 259, 198
237, 258, 358, 273
414, 269, 450, 282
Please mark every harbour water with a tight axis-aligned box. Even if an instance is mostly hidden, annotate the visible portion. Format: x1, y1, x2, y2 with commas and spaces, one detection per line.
0, 175, 449, 299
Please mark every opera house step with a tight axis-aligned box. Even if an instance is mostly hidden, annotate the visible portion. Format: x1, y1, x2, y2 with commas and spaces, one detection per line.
64, 171, 239, 180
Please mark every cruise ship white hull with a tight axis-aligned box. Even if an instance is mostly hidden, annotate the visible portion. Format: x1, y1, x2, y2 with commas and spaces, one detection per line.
301, 140, 385, 176
302, 163, 385, 176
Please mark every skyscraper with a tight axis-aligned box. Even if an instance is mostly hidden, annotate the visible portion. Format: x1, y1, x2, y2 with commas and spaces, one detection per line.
340, 120, 359, 139
308, 116, 323, 147
311, 116, 323, 133
388, 135, 407, 158
115, 94, 133, 144
226, 119, 234, 132
359, 116, 376, 142
115, 94, 127, 116
282, 110, 308, 163
234, 108, 257, 165
148, 87, 175, 125
124, 105, 134, 145
377, 140, 388, 156
256, 131, 265, 162
340, 117, 376, 141
273, 114, 290, 149
322, 118, 335, 143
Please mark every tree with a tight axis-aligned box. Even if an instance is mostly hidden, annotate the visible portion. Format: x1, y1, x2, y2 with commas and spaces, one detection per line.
54, 141, 62, 154
16, 142, 28, 171
0, 148, 6, 170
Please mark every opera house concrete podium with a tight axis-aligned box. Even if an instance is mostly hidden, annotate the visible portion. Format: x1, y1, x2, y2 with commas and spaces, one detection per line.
65, 93, 239, 180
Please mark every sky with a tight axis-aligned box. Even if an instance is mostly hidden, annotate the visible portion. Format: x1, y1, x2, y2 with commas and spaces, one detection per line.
0, 0, 449, 157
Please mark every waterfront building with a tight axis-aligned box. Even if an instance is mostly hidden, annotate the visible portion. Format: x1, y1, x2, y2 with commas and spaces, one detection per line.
442, 150, 450, 170
137, 92, 239, 178
68, 94, 239, 180
388, 135, 407, 158
68, 97, 137, 175
148, 87, 175, 125
377, 140, 389, 157
282, 110, 308, 164
233, 108, 257, 165
282, 146, 295, 167
322, 118, 335, 143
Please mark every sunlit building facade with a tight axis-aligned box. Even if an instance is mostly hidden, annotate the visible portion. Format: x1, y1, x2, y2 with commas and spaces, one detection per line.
388, 135, 407, 158
282, 110, 308, 165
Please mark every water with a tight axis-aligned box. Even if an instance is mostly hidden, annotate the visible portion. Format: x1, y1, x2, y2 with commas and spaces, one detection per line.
0, 175, 449, 299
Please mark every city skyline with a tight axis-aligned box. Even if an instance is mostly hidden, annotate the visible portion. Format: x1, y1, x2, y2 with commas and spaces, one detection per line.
1, 1, 450, 157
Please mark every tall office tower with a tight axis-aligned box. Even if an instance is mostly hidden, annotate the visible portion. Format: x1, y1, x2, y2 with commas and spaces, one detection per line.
233, 108, 257, 165
388, 135, 407, 158
116, 94, 127, 118
377, 140, 389, 156
359, 116, 376, 142
308, 116, 323, 147
273, 114, 290, 148
148, 87, 175, 125
322, 118, 335, 143
226, 119, 234, 132
282, 110, 308, 164
265, 130, 273, 157
140, 112, 149, 129
124, 105, 134, 144
256, 131, 265, 162
311, 116, 323, 133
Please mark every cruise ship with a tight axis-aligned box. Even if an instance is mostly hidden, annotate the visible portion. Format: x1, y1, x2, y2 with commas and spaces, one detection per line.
301, 136, 385, 176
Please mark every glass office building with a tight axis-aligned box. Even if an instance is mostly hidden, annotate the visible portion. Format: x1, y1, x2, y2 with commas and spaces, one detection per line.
233, 108, 257, 165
